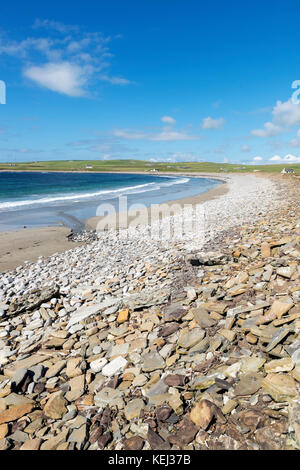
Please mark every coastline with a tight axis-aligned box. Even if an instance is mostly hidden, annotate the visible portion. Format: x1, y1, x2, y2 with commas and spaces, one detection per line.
87, 177, 228, 231
0, 169, 230, 176
0, 173, 299, 450
0, 172, 288, 273
0, 173, 227, 273
0, 172, 290, 274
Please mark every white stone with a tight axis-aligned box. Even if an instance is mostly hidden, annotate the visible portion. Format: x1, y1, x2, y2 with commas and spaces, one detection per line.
67, 305, 103, 329
102, 356, 127, 377
90, 358, 108, 373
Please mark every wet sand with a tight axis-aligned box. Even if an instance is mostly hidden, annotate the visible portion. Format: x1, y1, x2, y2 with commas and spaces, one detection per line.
0, 226, 82, 273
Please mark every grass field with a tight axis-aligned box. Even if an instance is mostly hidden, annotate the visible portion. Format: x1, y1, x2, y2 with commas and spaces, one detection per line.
0, 159, 300, 174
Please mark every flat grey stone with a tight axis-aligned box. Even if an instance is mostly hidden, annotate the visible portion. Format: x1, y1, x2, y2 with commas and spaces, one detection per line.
141, 352, 165, 372
177, 328, 205, 349
265, 328, 290, 353
67, 305, 103, 329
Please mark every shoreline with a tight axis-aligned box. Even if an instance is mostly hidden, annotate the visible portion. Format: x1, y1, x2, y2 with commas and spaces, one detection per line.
87, 178, 228, 231
0, 172, 287, 274
0, 173, 299, 450
0, 174, 227, 273
0, 169, 230, 178
0, 169, 229, 176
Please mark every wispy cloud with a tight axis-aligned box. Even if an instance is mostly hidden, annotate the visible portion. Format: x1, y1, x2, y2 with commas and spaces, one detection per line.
201, 117, 225, 129
33, 19, 80, 34
112, 127, 198, 142
161, 115, 176, 124
110, 115, 199, 142
150, 129, 197, 141
251, 99, 300, 138
99, 74, 131, 85
112, 129, 148, 140
251, 121, 283, 137
249, 106, 272, 115
0, 20, 131, 97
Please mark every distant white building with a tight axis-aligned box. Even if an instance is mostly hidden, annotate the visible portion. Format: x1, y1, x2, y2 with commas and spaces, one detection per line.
281, 168, 294, 174
149, 168, 159, 172
86, 165, 93, 169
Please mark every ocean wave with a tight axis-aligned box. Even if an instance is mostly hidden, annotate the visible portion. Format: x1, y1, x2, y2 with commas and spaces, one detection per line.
0, 177, 190, 211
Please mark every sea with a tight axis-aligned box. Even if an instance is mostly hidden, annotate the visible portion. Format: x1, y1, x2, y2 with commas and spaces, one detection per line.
0, 172, 222, 232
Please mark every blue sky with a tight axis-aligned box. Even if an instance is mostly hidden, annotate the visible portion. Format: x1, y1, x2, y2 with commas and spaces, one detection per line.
1, 0, 300, 164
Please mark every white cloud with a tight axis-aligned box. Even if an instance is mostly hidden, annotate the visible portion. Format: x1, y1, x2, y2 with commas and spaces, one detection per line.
251, 99, 300, 139
150, 130, 196, 141
269, 155, 281, 161
112, 129, 148, 140
33, 19, 79, 34
253, 156, 263, 161
161, 116, 176, 125
201, 117, 225, 129
0, 23, 131, 96
241, 145, 251, 152
0, 37, 56, 59
112, 127, 197, 142
23, 62, 90, 97
251, 122, 283, 137
269, 154, 300, 163
284, 154, 300, 161
112, 115, 200, 142
272, 100, 300, 127
100, 74, 131, 85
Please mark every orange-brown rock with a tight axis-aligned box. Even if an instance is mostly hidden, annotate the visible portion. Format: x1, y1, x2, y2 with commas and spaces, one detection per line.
0, 403, 34, 424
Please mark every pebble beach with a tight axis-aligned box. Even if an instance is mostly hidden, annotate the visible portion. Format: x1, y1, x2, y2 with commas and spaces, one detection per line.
0, 172, 299, 450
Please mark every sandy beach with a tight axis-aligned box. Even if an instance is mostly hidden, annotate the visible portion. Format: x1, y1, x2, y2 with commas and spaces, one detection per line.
2, 0, 300, 451
0, 172, 299, 451
0, 173, 228, 273
0, 173, 282, 285
0, 226, 82, 273
0, 173, 284, 273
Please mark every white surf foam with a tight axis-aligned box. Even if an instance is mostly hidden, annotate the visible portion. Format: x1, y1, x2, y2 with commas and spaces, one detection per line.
0, 177, 190, 211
